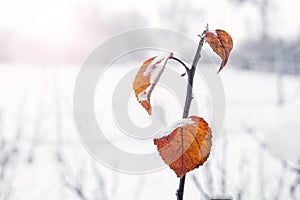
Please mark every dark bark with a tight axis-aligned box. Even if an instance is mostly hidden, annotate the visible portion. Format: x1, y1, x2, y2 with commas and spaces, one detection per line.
176, 26, 208, 200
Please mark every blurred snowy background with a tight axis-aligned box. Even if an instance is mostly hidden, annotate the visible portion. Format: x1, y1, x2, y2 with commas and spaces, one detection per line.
0, 0, 300, 199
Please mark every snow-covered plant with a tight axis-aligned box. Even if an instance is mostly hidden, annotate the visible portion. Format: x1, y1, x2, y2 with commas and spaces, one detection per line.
133, 25, 233, 200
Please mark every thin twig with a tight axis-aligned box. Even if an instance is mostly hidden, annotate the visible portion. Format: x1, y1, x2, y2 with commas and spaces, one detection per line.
242, 123, 300, 173
176, 25, 209, 200
191, 174, 210, 200
93, 164, 109, 200
170, 56, 190, 72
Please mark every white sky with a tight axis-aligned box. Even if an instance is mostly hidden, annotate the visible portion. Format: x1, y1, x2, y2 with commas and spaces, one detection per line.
0, 0, 300, 62
1, 0, 299, 38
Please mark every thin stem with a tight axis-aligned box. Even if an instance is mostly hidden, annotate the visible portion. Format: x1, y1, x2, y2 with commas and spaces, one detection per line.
170, 56, 190, 72
176, 25, 208, 200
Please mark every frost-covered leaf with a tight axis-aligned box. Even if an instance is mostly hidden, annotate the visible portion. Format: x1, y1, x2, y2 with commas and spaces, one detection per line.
133, 53, 173, 115
205, 29, 233, 73
154, 116, 212, 178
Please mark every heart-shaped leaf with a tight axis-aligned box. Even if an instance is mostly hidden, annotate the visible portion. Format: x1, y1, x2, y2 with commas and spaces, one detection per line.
154, 116, 212, 178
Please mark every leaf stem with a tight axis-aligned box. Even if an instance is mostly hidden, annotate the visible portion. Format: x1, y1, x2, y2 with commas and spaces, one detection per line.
170, 56, 190, 72
176, 25, 208, 200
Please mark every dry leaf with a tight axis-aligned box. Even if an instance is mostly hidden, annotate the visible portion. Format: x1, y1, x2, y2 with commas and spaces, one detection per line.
154, 116, 212, 178
205, 29, 233, 73
133, 53, 173, 114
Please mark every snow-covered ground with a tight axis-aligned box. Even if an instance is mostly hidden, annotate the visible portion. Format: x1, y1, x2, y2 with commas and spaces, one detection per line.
0, 63, 299, 200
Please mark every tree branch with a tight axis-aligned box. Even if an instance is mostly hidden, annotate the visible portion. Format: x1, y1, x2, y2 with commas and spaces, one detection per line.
176, 25, 208, 200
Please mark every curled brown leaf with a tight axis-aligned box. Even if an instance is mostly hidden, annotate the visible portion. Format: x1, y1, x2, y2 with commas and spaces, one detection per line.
205, 29, 233, 73
133, 53, 173, 114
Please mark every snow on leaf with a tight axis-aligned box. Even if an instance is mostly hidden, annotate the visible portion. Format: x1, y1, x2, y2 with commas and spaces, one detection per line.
156, 118, 195, 139
154, 116, 212, 178
133, 53, 173, 115
205, 29, 233, 73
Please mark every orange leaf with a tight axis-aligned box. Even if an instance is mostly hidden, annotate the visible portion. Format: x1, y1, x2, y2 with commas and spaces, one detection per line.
154, 116, 212, 178
205, 29, 233, 73
133, 53, 173, 115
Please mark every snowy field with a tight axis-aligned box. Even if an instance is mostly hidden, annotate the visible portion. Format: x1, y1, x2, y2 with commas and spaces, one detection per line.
0, 63, 299, 200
